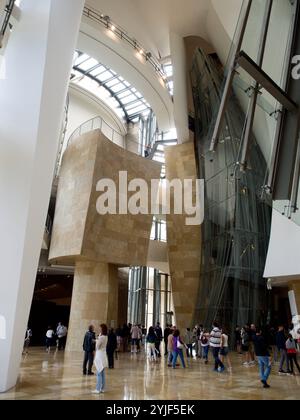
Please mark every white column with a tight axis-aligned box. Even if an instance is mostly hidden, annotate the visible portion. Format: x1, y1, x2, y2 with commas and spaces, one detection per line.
0, 0, 84, 393
169, 32, 190, 144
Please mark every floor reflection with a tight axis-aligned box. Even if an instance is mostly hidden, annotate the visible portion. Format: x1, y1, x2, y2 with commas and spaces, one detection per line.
0, 348, 299, 400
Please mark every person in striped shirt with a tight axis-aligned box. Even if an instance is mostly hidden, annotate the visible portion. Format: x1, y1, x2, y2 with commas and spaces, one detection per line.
210, 322, 225, 373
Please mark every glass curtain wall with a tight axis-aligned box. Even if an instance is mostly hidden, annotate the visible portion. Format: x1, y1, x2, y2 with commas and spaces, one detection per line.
191, 49, 272, 335
190, 0, 299, 340
128, 267, 172, 331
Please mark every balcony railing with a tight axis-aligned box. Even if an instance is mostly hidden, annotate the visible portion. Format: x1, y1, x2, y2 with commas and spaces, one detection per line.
82, 5, 169, 87
67, 115, 125, 148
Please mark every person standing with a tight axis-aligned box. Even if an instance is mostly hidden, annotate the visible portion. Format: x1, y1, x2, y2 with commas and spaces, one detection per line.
220, 329, 232, 371
167, 327, 175, 367
146, 327, 157, 362
241, 326, 250, 366
253, 328, 272, 389
92, 324, 108, 394
201, 330, 210, 364
248, 324, 256, 365
57, 322, 68, 350
45, 326, 55, 353
198, 325, 204, 358
185, 328, 193, 358
23, 327, 32, 355
164, 324, 171, 356
172, 329, 186, 369
210, 322, 225, 373
276, 325, 289, 374
115, 326, 122, 354
286, 334, 300, 375
154, 322, 163, 357
268, 326, 278, 363
83, 325, 96, 376
122, 324, 130, 353
193, 325, 200, 358
130, 324, 140, 353
107, 329, 117, 369
235, 326, 242, 354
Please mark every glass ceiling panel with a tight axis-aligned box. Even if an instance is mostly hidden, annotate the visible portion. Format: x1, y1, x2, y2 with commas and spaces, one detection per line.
89, 66, 107, 76
126, 104, 148, 115
121, 94, 139, 104
97, 71, 114, 82
78, 58, 99, 71
72, 51, 151, 122
111, 83, 127, 93
74, 53, 89, 66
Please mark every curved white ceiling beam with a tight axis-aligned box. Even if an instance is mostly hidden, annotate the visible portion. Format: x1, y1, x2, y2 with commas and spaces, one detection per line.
78, 17, 174, 131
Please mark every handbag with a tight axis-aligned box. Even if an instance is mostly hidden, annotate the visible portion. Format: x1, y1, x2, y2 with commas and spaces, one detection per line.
177, 338, 184, 350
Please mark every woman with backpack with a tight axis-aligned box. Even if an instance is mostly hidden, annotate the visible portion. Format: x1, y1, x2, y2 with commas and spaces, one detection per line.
172, 329, 186, 369
286, 334, 300, 375
200, 330, 210, 364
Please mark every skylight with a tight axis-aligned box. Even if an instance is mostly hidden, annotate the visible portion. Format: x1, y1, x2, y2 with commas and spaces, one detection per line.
71, 51, 152, 123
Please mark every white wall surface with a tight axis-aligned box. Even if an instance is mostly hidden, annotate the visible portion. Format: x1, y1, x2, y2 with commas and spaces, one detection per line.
170, 32, 190, 144
0, 0, 84, 393
264, 210, 300, 279
67, 86, 126, 141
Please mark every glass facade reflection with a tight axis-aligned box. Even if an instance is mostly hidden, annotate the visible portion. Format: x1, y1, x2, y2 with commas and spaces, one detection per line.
128, 267, 173, 331
191, 49, 272, 334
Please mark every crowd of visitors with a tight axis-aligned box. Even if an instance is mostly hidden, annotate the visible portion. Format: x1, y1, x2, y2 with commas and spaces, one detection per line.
23, 320, 300, 394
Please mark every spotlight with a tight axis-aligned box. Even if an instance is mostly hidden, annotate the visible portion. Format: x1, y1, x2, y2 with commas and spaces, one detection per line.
139, 49, 144, 55
111, 24, 116, 32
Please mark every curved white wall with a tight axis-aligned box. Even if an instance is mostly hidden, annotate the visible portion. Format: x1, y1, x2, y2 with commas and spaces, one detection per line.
67, 85, 126, 141
78, 16, 174, 131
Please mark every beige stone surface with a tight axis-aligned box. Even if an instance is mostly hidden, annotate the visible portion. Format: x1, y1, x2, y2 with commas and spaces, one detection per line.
165, 142, 202, 330
49, 129, 161, 267
66, 261, 119, 352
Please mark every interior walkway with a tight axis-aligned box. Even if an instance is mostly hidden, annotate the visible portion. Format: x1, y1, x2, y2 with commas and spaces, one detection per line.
1, 348, 300, 400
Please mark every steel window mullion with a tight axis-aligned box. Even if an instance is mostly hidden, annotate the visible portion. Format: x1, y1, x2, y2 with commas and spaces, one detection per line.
209, 0, 253, 152
240, 0, 274, 170
267, 1, 299, 191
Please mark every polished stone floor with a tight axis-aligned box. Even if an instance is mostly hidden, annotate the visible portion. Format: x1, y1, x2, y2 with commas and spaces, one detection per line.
1, 348, 300, 400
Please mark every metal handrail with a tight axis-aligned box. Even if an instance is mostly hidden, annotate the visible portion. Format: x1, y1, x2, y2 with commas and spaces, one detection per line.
67, 115, 125, 148
0, 0, 15, 46
83, 5, 168, 85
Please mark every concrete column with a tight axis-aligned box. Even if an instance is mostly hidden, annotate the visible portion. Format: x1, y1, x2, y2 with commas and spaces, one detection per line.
66, 261, 119, 353
0, 0, 84, 392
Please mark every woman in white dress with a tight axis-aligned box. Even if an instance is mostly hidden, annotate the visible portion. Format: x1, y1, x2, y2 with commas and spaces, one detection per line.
92, 324, 108, 394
